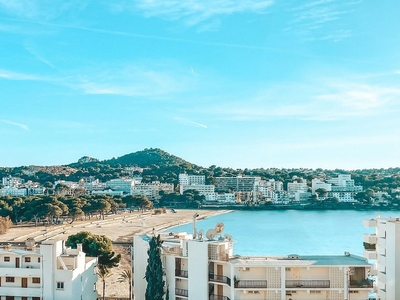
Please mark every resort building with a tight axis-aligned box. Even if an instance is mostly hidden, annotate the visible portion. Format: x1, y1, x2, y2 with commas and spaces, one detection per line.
0, 239, 98, 300
179, 174, 205, 186
363, 216, 400, 300
215, 176, 261, 193
132, 181, 174, 200
133, 224, 373, 300
105, 178, 137, 194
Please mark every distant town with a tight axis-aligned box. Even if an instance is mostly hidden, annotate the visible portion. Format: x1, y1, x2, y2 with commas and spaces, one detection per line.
1, 148, 400, 222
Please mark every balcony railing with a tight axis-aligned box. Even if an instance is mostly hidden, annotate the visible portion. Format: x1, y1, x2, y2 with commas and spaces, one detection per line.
285, 280, 330, 288
175, 269, 188, 278
235, 280, 268, 288
350, 280, 374, 288
209, 273, 231, 286
175, 288, 188, 297
209, 294, 230, 300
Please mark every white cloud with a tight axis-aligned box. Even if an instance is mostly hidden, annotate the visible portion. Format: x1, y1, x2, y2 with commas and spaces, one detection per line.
117, 0, 274, 26
0, 69, 44, 81
197, 75, 400, 122
0, 0, 89, 20
288, 0, 361, 41
174, 117, 207, 128
0, 119, 29, 130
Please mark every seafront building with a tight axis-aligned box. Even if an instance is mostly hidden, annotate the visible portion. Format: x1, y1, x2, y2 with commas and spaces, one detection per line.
133, 223, 373, 300
363, 216, 400, 300
0, 239, 97, 300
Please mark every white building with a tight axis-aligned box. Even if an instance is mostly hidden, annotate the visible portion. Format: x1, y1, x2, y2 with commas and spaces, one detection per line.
180, 184, 215, 196
105, 178, 136, 194
0, 239, 97, 300
287, 181, 308, 199
134, 224, 373, 300
311, 179, 332, 194
2, 176, 24, 187
363, 216, 400, 300
132, 182, 174, 200
179, 174, 205, 186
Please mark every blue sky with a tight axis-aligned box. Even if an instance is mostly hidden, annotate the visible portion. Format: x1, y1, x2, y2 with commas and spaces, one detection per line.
0, 0, 399, 169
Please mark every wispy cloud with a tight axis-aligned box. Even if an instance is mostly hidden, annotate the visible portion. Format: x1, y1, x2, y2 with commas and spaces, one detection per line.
23, 42, 57, 69
0, 119, 29, 130
0, 0, 90, 20
0, 69, 44, 81
112, 0, 274, 27
287, 0, 361, 41
174, 117, 207, 128
198, 74, 400, 122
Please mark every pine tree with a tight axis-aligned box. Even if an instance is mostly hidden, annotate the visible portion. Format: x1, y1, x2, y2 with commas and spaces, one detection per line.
145, 234, 165, 300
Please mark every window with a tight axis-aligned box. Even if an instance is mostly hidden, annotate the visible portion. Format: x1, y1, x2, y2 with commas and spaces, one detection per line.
4, 256, 10, 262
32, 298, 41, 300
56, 281, 65, 289
38, 257, 41, 263
24, 257, 31, 262
6, 277, 15, 282
32, 277, 40, 284
22, 297, 28, 300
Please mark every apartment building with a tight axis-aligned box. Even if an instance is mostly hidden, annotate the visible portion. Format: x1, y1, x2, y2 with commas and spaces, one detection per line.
363, 216, 400, 300
215, 176, 261, 193
0, 239, 97, 300
132, 181, 174, 200
105, 178, 137, 194
312, 175, 363, 202
179, 174, 205, 186
133, 225, 373, 300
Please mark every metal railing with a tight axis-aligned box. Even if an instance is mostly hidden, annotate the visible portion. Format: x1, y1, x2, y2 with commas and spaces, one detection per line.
209, 273, 231, 286
285, 280, 330, 288
209, 294, 231, 300
235, 280, 268, 288
350, 281, 374, 288
175, 269, 188, 278
175, 288, 188, 297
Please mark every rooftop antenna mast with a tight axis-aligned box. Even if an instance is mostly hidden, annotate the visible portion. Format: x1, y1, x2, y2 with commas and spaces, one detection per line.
193, 213, 199, 238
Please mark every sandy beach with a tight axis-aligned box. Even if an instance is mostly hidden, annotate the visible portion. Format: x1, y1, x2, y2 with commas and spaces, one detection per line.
0, 209, 230, 299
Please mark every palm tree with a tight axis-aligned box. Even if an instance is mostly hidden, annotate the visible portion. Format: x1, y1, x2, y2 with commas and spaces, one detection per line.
97, 265, 111, 300
117, 268, 132, 300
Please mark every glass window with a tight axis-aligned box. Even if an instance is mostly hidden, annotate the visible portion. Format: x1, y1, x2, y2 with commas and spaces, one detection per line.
32, 277, 41, 284
4, 256, 10, 262
56, 281, 64, 289
24, 257, 31, 262
6, 277, 15, 282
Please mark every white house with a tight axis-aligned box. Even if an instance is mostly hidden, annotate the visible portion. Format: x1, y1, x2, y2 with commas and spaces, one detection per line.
0, 239, 98, 300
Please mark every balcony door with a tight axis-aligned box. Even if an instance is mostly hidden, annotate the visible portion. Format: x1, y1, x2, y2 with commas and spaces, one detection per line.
15, 257, 20, 268
217, 265, 223, 296
22, 278, 27, 288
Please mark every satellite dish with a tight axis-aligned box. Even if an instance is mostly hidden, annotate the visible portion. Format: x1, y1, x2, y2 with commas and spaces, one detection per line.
198, 229, 204, 239
206, 229, 216, 240
224, 234, 232, 241
215, 222, 225, 235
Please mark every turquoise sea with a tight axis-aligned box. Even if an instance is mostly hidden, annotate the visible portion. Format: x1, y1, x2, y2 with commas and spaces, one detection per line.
167, 210, 400, 256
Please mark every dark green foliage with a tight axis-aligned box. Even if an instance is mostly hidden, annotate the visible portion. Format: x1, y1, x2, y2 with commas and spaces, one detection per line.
66, 231, 121, 269
145, 235, 165, 300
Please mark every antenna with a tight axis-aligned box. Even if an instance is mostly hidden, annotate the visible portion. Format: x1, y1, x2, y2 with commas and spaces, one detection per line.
215, 222, 225, 235
206, 229, 216, 240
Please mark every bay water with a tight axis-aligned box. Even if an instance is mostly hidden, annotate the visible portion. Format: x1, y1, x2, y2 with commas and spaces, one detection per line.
167, 210, 400, 257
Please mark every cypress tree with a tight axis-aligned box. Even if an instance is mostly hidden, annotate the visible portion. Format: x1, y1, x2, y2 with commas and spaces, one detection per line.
145, 234, 165, 300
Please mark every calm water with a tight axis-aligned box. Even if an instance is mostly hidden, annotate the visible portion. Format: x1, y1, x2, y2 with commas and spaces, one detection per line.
167, 210, 400, 256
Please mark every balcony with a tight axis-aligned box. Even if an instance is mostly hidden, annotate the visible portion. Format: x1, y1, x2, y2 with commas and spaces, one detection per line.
350, 280, 374, 288
235, 280, 268, 288
209, 273, 231, 286
175, 269, 188, 278
285, 280, 330, 288
0, 287, 41, 297
363, 250, 377, 260
175, 288, 188, 297
363, 234, 377, 244
209, 295, 230, 300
